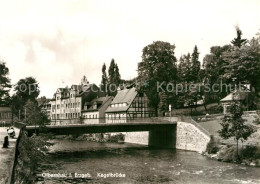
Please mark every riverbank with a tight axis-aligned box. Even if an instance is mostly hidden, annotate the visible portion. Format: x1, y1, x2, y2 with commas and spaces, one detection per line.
204, 136, 260, 167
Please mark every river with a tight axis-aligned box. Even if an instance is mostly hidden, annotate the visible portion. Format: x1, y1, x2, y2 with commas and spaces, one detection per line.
35, 140, 260, 184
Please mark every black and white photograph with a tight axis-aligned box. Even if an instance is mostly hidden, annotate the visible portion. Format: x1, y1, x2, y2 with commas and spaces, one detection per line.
0, 0, 260, 183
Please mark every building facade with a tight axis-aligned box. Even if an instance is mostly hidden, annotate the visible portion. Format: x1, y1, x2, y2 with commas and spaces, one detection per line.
81, 96, 113, 124
50, 76, 105, 124
0, 107, 13, 126
105, 87, 155, 123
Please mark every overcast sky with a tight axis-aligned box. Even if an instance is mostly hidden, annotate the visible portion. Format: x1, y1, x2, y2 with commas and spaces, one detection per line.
0, 0, 259, 98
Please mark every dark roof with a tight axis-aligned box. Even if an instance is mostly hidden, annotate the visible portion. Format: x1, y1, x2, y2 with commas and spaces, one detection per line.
220, 90, 248, 102
105, 87, 137, 113
71, 85, 83, 92
0, 107, 11, 112
82, 96, 113, 112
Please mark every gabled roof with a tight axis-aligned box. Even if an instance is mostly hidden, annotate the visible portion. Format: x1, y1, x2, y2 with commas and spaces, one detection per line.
220, 90, 248, 102
71, 85, 83, 92
105, 87, 137, 113
82, 96, 113, 112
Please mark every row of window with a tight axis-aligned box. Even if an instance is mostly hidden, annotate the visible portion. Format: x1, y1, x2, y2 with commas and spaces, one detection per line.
56, 93, 77, 100
52, 102, 81, 112
52, 112, 81, 119
82, 114, 98, 119
0, 112, 12, 119
110, 103, 127, 108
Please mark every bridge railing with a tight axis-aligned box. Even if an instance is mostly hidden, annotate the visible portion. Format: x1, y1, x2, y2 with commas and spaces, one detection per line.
49, 117, 174, 125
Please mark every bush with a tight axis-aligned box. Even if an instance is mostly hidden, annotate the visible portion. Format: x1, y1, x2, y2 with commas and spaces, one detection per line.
242, 145, 260, 160
217, 145, 240, 162
206, 136, 219, 154
107, 133, 125, 142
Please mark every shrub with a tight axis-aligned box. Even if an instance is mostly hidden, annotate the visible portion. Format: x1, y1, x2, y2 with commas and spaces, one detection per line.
242, 145, 260, 160
206, 136, 219, 154
107, 133, 125, 142
217, 145, 240, 162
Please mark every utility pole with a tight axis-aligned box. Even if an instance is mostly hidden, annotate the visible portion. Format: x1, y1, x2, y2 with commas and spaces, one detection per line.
19, 110, 20, 121
24, 108, 26, 123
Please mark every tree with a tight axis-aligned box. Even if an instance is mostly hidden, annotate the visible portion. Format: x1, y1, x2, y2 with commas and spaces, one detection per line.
191, 45, 201, 82
114, 64, 121, 86
138, 41, 177, 115
24, 100, 49, 126
100, 63, 108, 93
202, 45, 232, 103
0, 60, 12, 106
14, 77, 40, 102
218, 101, 255, 160
11, 77, 40, 119
223, 37, 260, 102
231, 26, 247, 48
108, 59, 121, 96
177, 54, 192, 82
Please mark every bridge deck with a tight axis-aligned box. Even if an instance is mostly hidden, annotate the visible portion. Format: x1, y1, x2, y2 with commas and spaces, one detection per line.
26, 121, 177, 135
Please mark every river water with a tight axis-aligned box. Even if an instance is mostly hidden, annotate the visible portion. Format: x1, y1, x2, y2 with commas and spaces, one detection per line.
36, 140, 260, 184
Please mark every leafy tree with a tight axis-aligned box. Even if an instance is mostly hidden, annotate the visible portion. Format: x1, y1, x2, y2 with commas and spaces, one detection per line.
223, 37, 260, 106
11, 77, 40, 119
16, 132, 53, 183
231, 26, 247, 48
0, 60, 12, 106
14, 77, 40, 102
191, 45, 201, 82
218, 101, 255, 160
138, 41, 177, 115
100, 63, 108, 93
177, 54, 192, 82
202, 45, 232, 103
24, 100, 50, 126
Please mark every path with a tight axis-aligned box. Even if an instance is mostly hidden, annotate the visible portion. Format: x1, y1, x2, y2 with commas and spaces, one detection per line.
0, 127, 20, 184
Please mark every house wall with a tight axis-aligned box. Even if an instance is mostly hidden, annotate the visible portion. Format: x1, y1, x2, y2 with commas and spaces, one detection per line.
0, 109, 13, 125
105, 93, 154, 123
82, 111, 100, 124
106, 113, 127, 123
50, 95, 82, 121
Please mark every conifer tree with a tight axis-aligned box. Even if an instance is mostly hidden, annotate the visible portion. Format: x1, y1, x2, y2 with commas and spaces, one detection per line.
191, 45, 201, 82
100, 63, 108, 93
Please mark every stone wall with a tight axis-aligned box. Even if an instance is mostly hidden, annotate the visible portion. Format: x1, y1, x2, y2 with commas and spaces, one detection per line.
176, 121, 210, 153
124, 132, 149, 145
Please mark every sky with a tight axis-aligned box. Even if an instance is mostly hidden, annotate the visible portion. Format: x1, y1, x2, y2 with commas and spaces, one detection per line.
0, 0, 259, 98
